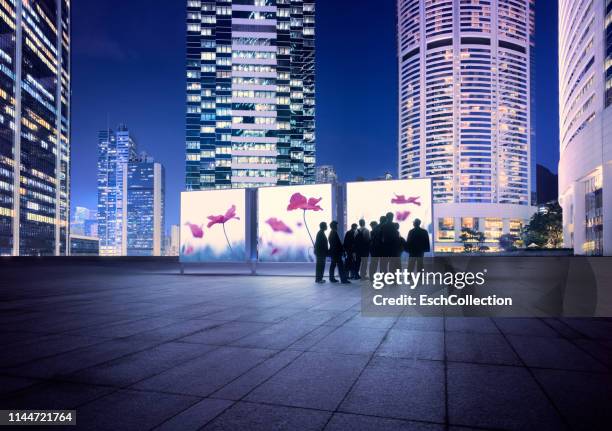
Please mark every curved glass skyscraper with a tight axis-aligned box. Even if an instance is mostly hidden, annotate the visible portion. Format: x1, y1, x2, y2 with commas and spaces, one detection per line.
558, 0, 612, 255
397, 0, 536, 252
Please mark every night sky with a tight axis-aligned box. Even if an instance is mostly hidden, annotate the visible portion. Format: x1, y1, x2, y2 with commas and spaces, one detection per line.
71, 0, 559, 229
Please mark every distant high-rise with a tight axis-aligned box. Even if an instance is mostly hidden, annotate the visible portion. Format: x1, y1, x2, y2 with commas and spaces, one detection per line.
125, 154, 165, 256
0, 0, 71, 256
315, 165, 337, 184
71, 206, 98, 238
185, 0, 316, 190
397, 0, 536, 252
558, 0, 612, 255
97, 126, 137, 256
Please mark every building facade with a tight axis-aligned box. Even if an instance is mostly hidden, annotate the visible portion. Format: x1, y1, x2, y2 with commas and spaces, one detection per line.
69, 235, 99, 256
558, 0, 612, 256
97, 126, 137, 256
0, 0, 71, 256
397, 0, 536, 252
185, 0, 316, 190
125, 155, 165, 256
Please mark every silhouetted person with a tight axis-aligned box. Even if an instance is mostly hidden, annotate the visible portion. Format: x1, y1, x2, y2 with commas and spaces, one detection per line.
368, 220, 379, 278
355, 219, 370, 279
380, 212, 396, 273
314, 222, 329, 283
344, 223, 358, 279
370, 216, 387, 275
406, 218, 430, 273
390, 222, 403, 272
329, 221, 350, 284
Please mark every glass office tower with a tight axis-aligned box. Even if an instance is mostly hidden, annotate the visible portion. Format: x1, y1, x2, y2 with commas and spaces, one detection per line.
558, 0, 612, 255
185, 0, 315, 190
97, 126, 137, 256
397, 0, 536, 252
0, 0, 71, 256
125, 155, 165, 256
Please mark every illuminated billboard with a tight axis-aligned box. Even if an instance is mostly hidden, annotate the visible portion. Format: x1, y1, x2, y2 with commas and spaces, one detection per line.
346, 179, 433, 240
258, 184, 333, 262
180, 189, 247, 262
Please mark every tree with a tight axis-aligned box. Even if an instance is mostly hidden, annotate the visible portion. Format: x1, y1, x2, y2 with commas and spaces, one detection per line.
499, 233, 519, 251
460, 228, 486, 253
523, 201, 563, 248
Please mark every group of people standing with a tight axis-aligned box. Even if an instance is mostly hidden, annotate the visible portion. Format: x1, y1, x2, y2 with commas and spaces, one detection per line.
313, 212, 431, 284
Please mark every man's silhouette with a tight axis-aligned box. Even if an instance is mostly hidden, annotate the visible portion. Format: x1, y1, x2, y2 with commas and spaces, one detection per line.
329, 221, 350, 284
368, 220, 380, 279
380, 212, 396, 273
314, 222, 328, 283
355, 219, 370, 279
406, 218, 430, 273
343, 223, 358, 279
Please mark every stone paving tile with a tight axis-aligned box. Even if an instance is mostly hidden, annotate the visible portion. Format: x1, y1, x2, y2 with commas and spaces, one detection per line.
309, 326, 388, 356
76, 389, 200, 431
445, 332, 521, 365
132, 346, 277, 396
231, 320, 321, 350
325, 413, 445, 431
394, 317, 444, 332
445, 317, 500, 334
178, 321, 271, 345
0, 375, 40, 397
246, 351, 369, 411
211, 350, 302, 400
202, 401, 331, 431
0, 381, 115, 410
8, 337, 158, 378
533, 368, 612, 431
67, 342, 215, 387
376, 329, 444, 361
0, 334, 104, 368
339, 357, 445, 423
125, 319, 224, 342
154, 398, 234, 431
507, 335, 607, 371
493, 318, 559, 337
560, 319, 612, 340
447, 362, 565, 431
573, 339, 612, 369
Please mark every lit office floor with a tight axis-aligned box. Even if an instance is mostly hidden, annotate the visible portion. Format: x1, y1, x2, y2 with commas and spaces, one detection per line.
0, 259, 611, 430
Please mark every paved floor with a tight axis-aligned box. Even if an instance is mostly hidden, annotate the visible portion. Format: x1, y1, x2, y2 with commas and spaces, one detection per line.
1, 260, 611, 430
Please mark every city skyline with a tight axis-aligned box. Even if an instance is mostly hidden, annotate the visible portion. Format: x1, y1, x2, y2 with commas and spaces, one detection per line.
70, 0, 559, 229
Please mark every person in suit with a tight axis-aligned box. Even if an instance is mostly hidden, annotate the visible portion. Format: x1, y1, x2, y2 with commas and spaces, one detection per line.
367, 220, 379, 279
380, 212, 396, 273
369, 216, 387, 277
343, 223, 358, 279
355, 219, 371, 279
406, 218, 430, 273
314, 222, 329, 283
329, 221, 350, 284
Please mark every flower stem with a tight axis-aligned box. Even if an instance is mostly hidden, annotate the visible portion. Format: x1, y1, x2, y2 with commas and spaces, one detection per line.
303, 210, 314, 247
222, 224, 234, 256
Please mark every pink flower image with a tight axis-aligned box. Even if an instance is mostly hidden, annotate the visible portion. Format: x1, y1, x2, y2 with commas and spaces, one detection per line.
286, 193, 323, 248
287, 193, 323, 211
206, 205, 240, 255
184, 222, 204, 238
207, 205, 240, 228
396, 211, 411, 221
184, 244, 194, 255
391, 194, 421, 206
266, 218, 293, 234
271, 247, 280, 256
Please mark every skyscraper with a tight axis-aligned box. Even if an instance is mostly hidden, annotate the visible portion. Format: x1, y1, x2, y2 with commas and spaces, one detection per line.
0, 0, 71, 256
558, 0, 612, 256
185, 0, 316, 190
125, 154, 165, 256
315, 165, 337, 184
397, 0, 536, 252
97, 126, 137, 256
